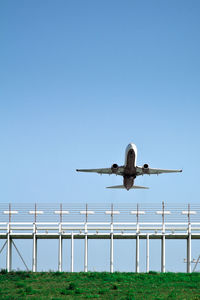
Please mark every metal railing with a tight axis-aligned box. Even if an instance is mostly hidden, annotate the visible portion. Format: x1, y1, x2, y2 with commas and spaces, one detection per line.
0, 202, 199, 234
0, 202, 199, 273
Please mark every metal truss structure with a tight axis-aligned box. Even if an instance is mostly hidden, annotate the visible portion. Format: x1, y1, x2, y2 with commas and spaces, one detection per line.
0, 202, 200, 273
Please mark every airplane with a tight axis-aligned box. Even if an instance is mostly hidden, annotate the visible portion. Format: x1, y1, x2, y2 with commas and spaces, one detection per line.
76, 143, 182, 190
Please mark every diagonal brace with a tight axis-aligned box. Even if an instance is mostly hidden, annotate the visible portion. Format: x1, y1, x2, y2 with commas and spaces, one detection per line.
0, 241, 7, 255
12, 240, 29, 271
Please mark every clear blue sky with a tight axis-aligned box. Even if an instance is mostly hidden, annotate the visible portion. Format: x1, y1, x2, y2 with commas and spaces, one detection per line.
0, 1, 200, 271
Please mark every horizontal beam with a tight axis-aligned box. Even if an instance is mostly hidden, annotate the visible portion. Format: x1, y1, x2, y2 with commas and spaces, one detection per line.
0, 233, 200, 240
1, 222, 198, 225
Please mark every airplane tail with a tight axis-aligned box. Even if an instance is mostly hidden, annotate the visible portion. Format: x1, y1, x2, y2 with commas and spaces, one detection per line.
106, 185, 149, 189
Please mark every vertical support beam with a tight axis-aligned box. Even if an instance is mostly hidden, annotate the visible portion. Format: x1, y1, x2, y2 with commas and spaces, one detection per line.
32, 224, 37, 272
60, 203, 62, 223
110, 233, 114, 273
136, 234, 139, 273
110, 204, 114, 273
161, 201, 166, 273
84, 234, 88, 272
58, 221, 62, 272
146, 234, 149, 273
58, 234, 62, 272
84, 204, 88, 273
187, 204, 191, 273
6, 233, 12, 272
6, 203, 12, 272
135, 203, 140, 273
71, 232, 74, 272
187, 232, 191, 273
34, 203, 37, 223
161, 235, 165, 272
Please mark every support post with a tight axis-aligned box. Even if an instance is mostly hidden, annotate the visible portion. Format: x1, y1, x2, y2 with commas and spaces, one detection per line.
135, 203, 140, 273
161, 235, 165, 272
6, 204, 12, 272
32, 224, 37, 272
58, 221, 62, 272
110, 233, 114, 273
6, 233, 12, 272
84, 234, 88, 272
71, 232, 74, 272
84, 205, 88, 273
110, 204, 114, 273
161, 201, 166, 273
58, 234, 62, 272
136, 234, 139, 273
187, 232, 191, 273
187, 204, 191, 273
146, 234, 149, 273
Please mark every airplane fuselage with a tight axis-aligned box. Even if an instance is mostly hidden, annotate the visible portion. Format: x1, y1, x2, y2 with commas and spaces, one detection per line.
76, 142, 182, 190
123, 143, 137, 190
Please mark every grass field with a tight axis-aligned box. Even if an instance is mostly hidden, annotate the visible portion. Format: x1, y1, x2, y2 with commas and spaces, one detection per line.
0, 271, 199, 299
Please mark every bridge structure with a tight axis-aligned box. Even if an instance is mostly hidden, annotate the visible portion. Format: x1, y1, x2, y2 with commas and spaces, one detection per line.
0, 202, 199, 273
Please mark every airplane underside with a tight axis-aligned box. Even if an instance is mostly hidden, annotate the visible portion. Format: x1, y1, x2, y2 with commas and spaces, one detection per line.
123, 147, 137, 190
123, 176, 135, 190
76, 142, 182, 191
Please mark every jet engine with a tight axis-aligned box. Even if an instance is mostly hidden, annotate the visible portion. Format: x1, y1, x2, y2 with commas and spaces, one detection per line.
142, 164, 149, 173
111, 163, 119, 173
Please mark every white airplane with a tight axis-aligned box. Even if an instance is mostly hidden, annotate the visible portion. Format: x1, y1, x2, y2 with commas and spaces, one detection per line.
76, 143, 182, 190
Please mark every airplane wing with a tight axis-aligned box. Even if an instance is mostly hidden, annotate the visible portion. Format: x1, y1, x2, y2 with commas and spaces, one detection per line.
136, 166, 182, 175
76, 167, 124, 176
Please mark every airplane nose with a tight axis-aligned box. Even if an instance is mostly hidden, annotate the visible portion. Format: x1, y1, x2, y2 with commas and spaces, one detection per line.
126, 143, 137, 155
128, 143, 136, 150
126, 144, 132, 152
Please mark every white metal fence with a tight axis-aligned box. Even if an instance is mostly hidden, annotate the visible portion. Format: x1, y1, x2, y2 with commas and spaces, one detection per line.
0, 202, 199, 273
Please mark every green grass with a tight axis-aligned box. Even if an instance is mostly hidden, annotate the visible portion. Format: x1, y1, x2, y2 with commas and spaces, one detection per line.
0, 270, 199, 299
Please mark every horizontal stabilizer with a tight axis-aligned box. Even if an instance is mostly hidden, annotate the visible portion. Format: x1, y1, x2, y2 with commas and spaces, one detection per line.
106, 185, 149, 189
